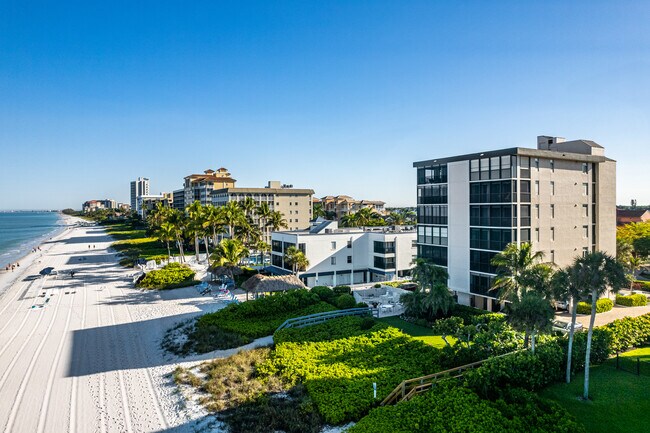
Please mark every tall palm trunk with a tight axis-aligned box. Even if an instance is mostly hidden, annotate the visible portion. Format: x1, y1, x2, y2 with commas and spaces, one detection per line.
194, 236, 200, 262
583, 289, 598, 400
530, 329, 536, 354
566, 297, 578, 383
176, 236, 185, 263
203, 236, 210, 265
166, 241, 171, 260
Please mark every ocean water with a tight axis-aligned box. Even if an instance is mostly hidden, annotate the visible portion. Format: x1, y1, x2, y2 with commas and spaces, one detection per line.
0, 212, 62, 267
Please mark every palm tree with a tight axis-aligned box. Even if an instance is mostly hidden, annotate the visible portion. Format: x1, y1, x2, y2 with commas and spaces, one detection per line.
491, 242, 544, 302
221, 201, 246, 240
505, 288, 554, 353
354, 207, 383, 226
576, 251, 627, 400
313, 202, 326, 219
411, 258, 449, 291
284, 246, 309, 273
186, 201, 204, 262
387, 211, 406, 226
211, 238, 249, 281
236, 221, 262, 251
400, 289, 427, 318
340, 212, 358, 227
552, 265, 586, 383
203, 205, 226, 246
256, 202, 273, 241
167, 209, 187, 263
267, 211, 288, 232
626, 255, 643, 288
154, 221, 176, 259
255, 240, 270, 268
241, 196, 257, 218
423, 282, 455, 318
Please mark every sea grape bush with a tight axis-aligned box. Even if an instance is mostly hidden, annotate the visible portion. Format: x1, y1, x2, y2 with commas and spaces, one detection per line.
259, 324, 441, 424
348, 383, 585, 433
137, 263, 195, 289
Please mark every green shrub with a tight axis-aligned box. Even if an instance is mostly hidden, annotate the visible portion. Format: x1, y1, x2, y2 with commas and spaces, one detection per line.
332, 285, 351, 296
335, 294, 357, 309
349, 383, 585, 433
576, 298, 613, 314
259, 323, 442, 424
373, 283, 381, 288
310, 286, 335, 302
356, 302, 368, 308
181, 290, 338, 353
615, 293, 648, 307
274, 316, 388, 344
137, 263, 196, 289
451, 304, 491, 324
602, 313, 650, 352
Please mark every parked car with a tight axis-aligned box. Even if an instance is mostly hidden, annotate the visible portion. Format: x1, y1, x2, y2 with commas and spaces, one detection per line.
552, 319, 583, 334
553, 300, 569, 310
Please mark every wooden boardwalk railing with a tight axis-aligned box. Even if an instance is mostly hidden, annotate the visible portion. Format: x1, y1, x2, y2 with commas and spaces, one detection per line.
380, 349, 524, 406
275, 307, 373, 333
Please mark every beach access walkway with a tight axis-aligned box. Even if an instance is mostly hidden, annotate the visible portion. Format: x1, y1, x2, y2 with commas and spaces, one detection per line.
0, 217, 242, 433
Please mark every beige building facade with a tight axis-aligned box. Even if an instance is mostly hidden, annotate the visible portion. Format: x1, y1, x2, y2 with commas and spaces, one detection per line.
183, 168, 237, 207
318, 195, 386, 220
414, 135, 616, 311
212, 181, 314, 243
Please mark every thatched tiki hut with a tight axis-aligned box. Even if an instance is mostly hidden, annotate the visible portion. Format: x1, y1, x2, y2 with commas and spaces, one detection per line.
241, 274, 306, 299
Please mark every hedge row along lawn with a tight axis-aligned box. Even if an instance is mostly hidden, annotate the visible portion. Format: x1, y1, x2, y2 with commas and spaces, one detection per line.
377, 316, 455, 348
576, 298, 613, 314
615, 293, 647, 307
136, 263, 196, 290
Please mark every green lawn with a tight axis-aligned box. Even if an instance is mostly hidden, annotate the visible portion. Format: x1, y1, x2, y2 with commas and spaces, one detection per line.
104, 222, 171, 266
377, 316, 454, 348
620, 345, 650, 362
539, 360, 650, 433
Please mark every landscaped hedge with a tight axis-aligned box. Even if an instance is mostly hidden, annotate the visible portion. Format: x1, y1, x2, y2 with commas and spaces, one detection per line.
137, 263, 196, 289
601, 313, 650, 352
348, 383, 585, 433
576, 298, 613, 314
196, 289, 336, 340
464, 329, 611, 399
259, 322, 441, 424
615, 293, 648, 307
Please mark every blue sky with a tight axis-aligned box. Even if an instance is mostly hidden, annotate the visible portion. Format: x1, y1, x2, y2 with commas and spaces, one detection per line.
1, 1, 649, 210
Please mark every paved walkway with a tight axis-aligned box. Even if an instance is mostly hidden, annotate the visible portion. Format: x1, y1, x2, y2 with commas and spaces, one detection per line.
555, 301, 650, 327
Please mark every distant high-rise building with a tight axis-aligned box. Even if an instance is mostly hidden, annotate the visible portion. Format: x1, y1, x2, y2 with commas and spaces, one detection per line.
130, 177, 150, 212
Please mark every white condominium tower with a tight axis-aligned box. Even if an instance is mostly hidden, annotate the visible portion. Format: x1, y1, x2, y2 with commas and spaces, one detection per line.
130, 177, 150, 212
413, 136, 616, 311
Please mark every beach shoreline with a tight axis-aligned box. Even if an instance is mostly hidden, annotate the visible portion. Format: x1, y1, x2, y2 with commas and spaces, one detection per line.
0, 211, 68, 275
0, 213, 234, 432
0, 213, 76, 298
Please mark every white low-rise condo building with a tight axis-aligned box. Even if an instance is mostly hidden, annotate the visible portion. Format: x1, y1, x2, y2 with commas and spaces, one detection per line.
270, 220, 416, 287
413, 135, 617, 311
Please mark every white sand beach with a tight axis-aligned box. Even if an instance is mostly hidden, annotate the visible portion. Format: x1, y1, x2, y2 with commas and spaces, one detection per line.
0, 216, 266, 433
